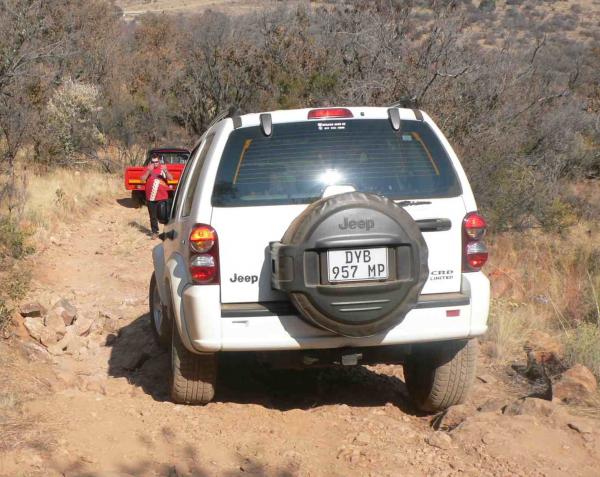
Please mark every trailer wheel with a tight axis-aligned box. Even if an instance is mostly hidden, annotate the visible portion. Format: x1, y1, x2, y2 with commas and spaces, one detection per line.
132, 191, 145, 207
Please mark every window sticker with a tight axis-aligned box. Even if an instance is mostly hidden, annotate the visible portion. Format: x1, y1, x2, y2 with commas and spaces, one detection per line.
317, 121, 346, 131
402, 134, 413, 141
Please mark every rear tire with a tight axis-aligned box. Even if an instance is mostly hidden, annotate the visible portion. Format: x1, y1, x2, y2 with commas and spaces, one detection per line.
404, 339, 478, 412
149, 273, 171, 348
132, 191, 145, 207
170, 320, 217, 405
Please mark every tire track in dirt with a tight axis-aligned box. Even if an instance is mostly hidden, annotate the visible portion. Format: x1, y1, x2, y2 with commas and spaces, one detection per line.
2, 194, 600, 477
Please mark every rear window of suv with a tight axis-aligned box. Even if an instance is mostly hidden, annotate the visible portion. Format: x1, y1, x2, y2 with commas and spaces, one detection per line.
212, 119, 461, 207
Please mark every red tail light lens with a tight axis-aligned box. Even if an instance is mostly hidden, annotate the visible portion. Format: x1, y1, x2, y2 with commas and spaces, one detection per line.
307, 108, 353, 119
189, 225, 219, 284
463, 212, 488, 272
190, 254, 218, 283
465, 242, 489, 269
464, 212, 487, 240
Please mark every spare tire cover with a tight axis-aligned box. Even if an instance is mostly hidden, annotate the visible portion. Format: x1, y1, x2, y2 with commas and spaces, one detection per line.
271, 192, 429, 337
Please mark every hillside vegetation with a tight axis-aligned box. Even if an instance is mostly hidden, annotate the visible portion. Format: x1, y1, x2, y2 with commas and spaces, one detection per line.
0, 0, 599, 369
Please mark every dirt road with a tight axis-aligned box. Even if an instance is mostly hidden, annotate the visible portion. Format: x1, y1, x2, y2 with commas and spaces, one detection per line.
2, 195, 600, 476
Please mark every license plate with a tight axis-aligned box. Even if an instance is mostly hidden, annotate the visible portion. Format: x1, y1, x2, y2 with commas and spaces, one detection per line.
327, 248, 388, 282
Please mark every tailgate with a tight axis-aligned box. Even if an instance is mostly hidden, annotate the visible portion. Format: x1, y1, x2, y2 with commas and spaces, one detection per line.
165, 164, 184, 189
124, 167, 145, 190
212, 198, 466, 304
124, 165, 185, 191
403, 197, 466, 295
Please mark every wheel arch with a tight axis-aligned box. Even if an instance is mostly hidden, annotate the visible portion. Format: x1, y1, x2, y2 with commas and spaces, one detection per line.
152, 244, 169, 305
164, 252, 198, 353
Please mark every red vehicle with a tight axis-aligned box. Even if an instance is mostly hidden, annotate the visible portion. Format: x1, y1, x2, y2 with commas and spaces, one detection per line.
124, 147, 190, 204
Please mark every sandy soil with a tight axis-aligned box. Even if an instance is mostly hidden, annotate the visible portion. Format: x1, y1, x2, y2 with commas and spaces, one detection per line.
1, 195, 600, 476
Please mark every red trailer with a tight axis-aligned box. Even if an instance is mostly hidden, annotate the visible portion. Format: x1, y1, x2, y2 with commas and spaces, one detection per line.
124, 147, 190, 204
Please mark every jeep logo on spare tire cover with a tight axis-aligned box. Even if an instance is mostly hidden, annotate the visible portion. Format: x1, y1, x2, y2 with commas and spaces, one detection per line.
338, 217, 375, 231
270, 192, 429, 337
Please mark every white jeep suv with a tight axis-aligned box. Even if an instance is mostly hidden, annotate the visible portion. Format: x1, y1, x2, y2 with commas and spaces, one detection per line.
150, 107, 490, 411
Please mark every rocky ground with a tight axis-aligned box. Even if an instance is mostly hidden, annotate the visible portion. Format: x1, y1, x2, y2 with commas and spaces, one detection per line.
1, 195, 600, 477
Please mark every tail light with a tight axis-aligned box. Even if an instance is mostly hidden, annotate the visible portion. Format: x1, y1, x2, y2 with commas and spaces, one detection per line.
189, 224, 219, 284
463, 212, 488, 271
308, 108, 353, 119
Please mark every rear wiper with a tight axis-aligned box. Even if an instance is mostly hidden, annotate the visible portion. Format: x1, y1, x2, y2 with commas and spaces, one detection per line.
396, 200, 432, 207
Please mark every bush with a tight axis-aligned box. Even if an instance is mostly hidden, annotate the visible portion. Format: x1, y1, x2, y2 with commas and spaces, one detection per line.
2, 0, 600, 233
0, 299, 10, 336
0, 216, 33, 260
0, 216, 33, 335
565, 323, 600, 380
37, 79, 105, 166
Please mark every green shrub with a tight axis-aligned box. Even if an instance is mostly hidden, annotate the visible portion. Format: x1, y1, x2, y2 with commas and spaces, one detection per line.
0, 216, 34, 260
564, 323, 600, 380
0, 299, 10, 335
0, 217, 33, 329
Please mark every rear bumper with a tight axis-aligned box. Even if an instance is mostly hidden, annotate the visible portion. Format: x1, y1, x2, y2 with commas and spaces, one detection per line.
179, 272, 489, 353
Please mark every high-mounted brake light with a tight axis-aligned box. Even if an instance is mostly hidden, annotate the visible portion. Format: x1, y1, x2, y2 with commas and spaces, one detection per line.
189, 225, 219, 284
307, 108, 353, 119
462, 212, 488, 272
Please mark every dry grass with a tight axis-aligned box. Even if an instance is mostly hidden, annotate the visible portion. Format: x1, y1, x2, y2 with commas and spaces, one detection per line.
0, 342, 53, 453
486, 220, 600, 379
22, 169, 121, 230
0, 167, 121, 336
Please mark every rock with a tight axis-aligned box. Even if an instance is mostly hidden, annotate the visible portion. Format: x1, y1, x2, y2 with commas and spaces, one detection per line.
477, 398, 511, 413
568, 419, 593, 435
89, 317, 105, 336
24, 317, 58, 347
19, 302, 47, 318
52, 299, 77, 326
39, 327, 60, 347
476, 373, 497, 385
524, 330, 564, 365
121, 297, 144, 307
47, 328, 78, 356
72, 315, 94, 336
426, 431, 453, 450
103, 317, 121, 333
503, 397, 558, 418
353, 432, 371, 446
433, 404, 473, 431
23, 317, 44, 341
21, 340, 50, 359
44, 309, 67, 339
553, 364, 597, 404
99, 310, 121, 321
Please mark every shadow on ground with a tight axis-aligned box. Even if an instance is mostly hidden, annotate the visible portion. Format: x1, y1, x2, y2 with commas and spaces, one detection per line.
116, 197, 141, 209
55, 452, 296, 477
128, 220, 153, 236
107, 314, 416, 413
